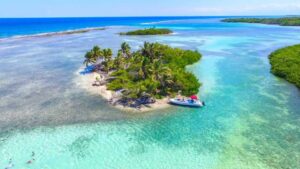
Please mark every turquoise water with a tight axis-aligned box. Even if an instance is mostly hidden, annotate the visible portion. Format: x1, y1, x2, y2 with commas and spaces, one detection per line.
0, 17, 228, 38
0, 18, 300, 168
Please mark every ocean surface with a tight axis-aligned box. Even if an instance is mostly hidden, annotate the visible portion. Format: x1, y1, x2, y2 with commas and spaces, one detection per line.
0, 16, 228, 38
0, 17, 299, 169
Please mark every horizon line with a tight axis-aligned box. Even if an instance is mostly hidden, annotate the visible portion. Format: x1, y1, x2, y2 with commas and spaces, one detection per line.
0, 14, 299, 19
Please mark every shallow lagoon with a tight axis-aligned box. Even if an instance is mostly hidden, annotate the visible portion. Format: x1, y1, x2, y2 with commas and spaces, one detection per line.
0, 18, 300, 168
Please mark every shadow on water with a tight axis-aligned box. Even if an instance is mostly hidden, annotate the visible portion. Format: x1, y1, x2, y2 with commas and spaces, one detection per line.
79, 65, 95, 75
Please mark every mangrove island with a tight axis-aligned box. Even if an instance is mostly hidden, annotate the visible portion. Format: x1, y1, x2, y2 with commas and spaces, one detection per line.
81, 42, 202, 110
120, 28, 173, 35
222, 17, 300, 26
269, 44, 300, 88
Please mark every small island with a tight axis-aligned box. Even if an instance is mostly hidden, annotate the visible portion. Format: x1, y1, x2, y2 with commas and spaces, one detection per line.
222, 17, 300, 26
120, 28, 173, 35
81, 42, 202, 111
269, 44, 300, 88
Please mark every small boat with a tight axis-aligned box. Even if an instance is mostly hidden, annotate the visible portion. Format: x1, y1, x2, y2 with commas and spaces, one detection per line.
169, 95, 205, 108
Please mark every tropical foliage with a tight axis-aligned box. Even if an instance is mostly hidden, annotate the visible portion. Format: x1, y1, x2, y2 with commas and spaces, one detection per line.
222, 17, 300, 26
269, 44, 300, 88
120, 28, 172, 35
83, 46, 103, 66
83, 42, 202, 100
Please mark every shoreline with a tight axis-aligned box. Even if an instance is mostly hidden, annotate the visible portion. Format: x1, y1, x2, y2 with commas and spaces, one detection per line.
74, 68, 171, 113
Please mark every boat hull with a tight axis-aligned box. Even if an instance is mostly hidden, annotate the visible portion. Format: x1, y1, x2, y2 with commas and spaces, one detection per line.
169, 99, 204, 107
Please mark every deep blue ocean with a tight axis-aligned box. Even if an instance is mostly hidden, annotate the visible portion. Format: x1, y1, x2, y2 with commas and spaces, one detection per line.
0, 17, 201, 38
0, 16, 271, 38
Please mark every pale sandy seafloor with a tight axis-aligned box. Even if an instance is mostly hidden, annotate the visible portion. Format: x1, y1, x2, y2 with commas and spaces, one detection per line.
74, 68, 171, 113
0, 19, 300, 169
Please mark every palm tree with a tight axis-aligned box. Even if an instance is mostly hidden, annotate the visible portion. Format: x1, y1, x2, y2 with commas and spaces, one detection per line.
148, 59, 173, 87
141, 57, 150, 79
103, 48, 113, 73
83, 51, 93, 66
91, 46, 103, 62
141, 42, 158, 62
120, 42, 131, 59
114, 50, 126, 69
141, 42, 151, 58
103, 48, 113, 62
83, 46, 103, 66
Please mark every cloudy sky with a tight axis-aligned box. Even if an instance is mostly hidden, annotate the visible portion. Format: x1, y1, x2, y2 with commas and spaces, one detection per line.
0, 0, 300, 17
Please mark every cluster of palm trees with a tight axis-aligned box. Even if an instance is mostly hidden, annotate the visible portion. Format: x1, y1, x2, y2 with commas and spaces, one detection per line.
83, 42, 169, 73
83, 42, 201, 101
84, 42, 133, 72
83, 46, 113, 73
127, 43, 174, 98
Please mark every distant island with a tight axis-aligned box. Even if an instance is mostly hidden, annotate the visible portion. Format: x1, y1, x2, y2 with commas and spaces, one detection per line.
269, 44, 300, 88
222, 17, 300, 26
120, 28, 173, 35
81, 42, 201, 111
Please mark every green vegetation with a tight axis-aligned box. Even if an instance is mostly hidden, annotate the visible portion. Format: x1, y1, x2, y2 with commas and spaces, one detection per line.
222, 17, 300, 26
269, 44, 300, 88
83, 42, 202, 103
120, 28, 173, 35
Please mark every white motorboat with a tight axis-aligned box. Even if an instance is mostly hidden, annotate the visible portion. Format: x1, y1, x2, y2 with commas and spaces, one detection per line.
169, 98, 205, 107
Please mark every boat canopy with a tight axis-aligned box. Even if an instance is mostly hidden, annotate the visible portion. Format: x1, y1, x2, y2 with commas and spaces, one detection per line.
190, 95, 198, 100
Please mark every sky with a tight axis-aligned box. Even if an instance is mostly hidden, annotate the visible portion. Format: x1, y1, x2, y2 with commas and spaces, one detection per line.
0, 0, 300, 17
